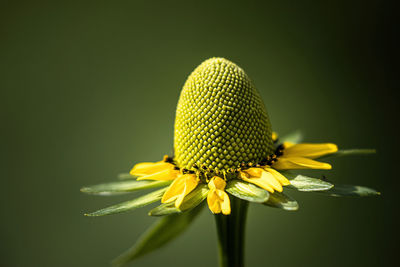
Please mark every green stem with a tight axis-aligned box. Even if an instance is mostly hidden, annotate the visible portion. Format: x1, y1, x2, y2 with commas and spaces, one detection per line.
214, 197, 249, 267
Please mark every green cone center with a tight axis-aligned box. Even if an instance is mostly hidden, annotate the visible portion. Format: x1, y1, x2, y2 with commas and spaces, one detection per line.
174, 57, 273, 174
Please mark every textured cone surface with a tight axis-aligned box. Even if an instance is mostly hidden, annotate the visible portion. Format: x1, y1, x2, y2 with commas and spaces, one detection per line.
174, 58, 273, 173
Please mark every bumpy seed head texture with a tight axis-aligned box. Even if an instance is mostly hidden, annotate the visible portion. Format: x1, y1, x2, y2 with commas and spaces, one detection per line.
174, 57, 274, 174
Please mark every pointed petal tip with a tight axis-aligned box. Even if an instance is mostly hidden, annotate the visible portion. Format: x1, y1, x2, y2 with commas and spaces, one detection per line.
323, 163, 332, 170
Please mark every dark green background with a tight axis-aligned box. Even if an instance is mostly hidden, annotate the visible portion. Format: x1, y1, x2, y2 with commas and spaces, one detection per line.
1, 1, 396, 266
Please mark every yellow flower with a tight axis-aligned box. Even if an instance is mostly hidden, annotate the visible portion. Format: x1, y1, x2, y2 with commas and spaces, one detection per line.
82, 57, 378, 267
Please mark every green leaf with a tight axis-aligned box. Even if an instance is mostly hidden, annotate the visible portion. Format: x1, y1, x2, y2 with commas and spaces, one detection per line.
226, 180, 269, 203
319, 149, 376, 159
317, 184, 380, 197
80, 180, 171, 195
284, 173, 334, 192
263, 191, 299, 211
85, 188, 167, 216
279, 130, 303, 144
149, 184, 209, 216
112, 204, 204, 267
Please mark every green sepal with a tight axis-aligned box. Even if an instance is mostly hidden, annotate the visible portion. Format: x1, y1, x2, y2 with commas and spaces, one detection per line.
317, 184, 380, 197
149, 184, 209, 216
319, 149, 376, 159
284, 173, 334, 192
85, 188, 167, 217
263, 191, 299, 211
279, 130, 303, 144
112, 203, 204, 267
80, 180, 171, 195
226, 179, 269, 203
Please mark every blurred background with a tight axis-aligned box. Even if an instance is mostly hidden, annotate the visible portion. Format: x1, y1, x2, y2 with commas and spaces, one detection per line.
1, 0, 396, 266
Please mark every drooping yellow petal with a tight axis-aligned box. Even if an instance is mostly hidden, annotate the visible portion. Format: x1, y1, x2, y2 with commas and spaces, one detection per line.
261, 170, 283, 192
207, 177, 231, 215
240, 171, 275, 193
207, 189, 222, 214
174, 175, 199, 208
130, 161, 174, 176
220, 191, 231, 215
136, 168, 179, 181
264, 167, 291, 186
272, 157, 332, 170
208, 176, 227, 190
161, 174, 199, 208
161, 175, 186, 203
207, 189, 231, 215
283, 143, 338, 159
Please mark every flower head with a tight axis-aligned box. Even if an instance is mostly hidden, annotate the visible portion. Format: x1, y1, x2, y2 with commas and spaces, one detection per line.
81, 57, 379, 266
124, 58, 344, 215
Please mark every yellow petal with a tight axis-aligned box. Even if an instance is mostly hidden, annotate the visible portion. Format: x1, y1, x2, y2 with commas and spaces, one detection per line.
240, 173, 275, 193
161, 174, 199, 208
136, 168, 179, 181
130, 161, 173, 176
208, 176, 226, 190
243, 167, 262, 178
220, 191, 231, 215
207, 189, 222, 214
174, 175, 199, 208
161, 175, 186, 203
264, 167, 291, 186
261, 170, 283, 192
283, 143, 338, 159
206, 187, 231, 215
273, 157, 332, 170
